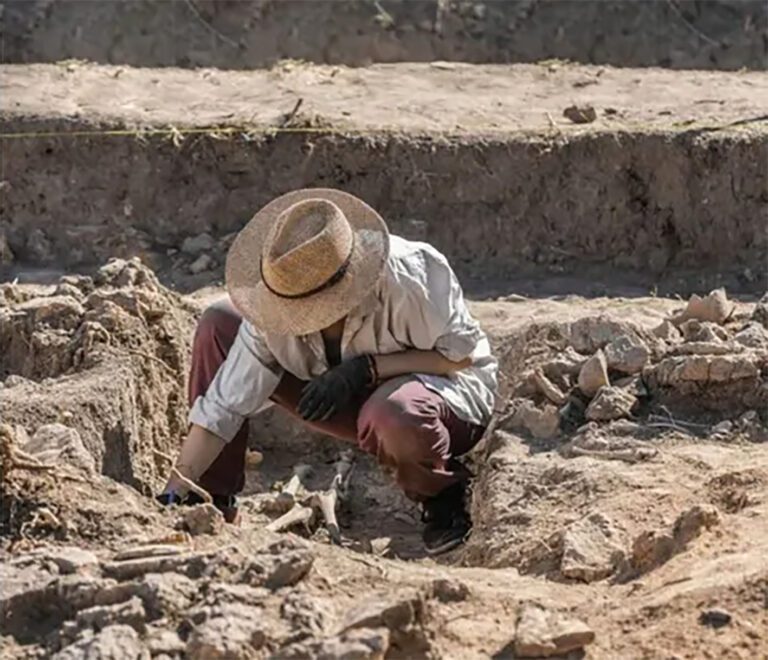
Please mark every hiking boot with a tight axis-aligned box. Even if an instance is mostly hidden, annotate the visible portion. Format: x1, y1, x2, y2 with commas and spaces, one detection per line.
421, 482, 471, 556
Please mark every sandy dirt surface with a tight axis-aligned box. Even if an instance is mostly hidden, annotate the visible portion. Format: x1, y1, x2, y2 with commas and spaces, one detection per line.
2, 63, 766, 300
3, 61, 767, 133
3, 0, 766, 71
1, 260, 767, 659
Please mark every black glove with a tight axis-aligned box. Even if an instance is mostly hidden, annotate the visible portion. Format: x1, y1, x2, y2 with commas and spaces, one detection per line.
298, 355, 372, 422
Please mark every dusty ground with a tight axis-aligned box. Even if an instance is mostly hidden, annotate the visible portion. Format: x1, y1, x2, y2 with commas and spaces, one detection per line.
1, 260, 767, 659
2, 62, 767, 297
3, 0, 766, 70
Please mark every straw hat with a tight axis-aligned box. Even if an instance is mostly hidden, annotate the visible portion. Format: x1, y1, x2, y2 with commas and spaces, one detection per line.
226, 188, 390, 335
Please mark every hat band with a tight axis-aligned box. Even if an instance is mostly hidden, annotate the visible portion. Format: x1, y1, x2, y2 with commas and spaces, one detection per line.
260, 235, 356, 300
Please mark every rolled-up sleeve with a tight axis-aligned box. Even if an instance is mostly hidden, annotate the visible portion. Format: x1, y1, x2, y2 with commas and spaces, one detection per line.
388, 246, 483, 361
189, 321, 283, 442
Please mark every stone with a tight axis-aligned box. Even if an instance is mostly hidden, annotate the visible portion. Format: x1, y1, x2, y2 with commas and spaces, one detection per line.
431, 578, 470, 603
652, 319, 681, 342
560, 513, 626, 582
613, 375, 648, 398
240, 538, 314, 590
340, 590, 422, 633
604, 336, 650, 374
699, 608, 732, 628
752, 295, 768, 329
514, 603, 595, 657
508, 400, 561, 439
672, 341, 740, 355
280, 591, 327, 636
183, 504, 224, 536
563, 104, 597, 124
578, 351, 609, 397
146, 627, 186, 656
648, 355, 759, 387
734, 323, 768, 349
23, 424, 96, 473
280, 627, 390, 660
673, 288, 733, 325
585, 387, 637, 422
181, 232, 215, 255
54, 282, 86, 301
679, 319, 730, 343
135, 572, 198, 618
4, 374, 32, 388
542, 347, 587, 380
710, 420, 734, 436
188, 254, 214, 275
16, 295, 85, 330
76, 597, 147, 633
44, 547, 99, 575
53, 624, 150, 660
206, 582, 269, 607
186, 605, 266, 660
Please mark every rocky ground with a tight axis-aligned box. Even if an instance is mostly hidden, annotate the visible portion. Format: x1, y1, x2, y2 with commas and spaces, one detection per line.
1, 259, 766, 658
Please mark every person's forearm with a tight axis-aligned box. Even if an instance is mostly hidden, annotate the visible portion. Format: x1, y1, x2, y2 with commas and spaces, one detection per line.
373, 350, 471, 381
162, 424, 226, 494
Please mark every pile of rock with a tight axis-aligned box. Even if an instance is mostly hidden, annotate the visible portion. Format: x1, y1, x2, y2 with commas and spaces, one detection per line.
501, 289, 767, 442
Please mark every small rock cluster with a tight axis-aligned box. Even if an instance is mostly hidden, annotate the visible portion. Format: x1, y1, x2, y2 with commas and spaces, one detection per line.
501, 289, 767, 443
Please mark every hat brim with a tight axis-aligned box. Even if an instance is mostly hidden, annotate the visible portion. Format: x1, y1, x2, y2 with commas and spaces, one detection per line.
226, 188, 390, 336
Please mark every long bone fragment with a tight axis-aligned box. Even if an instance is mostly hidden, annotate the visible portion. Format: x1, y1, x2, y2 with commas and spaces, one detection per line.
314, 450, 355, 545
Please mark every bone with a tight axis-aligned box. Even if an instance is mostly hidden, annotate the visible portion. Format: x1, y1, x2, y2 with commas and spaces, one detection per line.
265, 503, 314, 533
113, 544, 185, 561
315, 450, 356, 545
263, 464, 314, 514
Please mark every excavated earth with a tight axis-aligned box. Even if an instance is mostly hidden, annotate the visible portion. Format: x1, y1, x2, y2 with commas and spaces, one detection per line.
1, 59, 768, 660
1, 259, 767, 659
1, 62, 767, 297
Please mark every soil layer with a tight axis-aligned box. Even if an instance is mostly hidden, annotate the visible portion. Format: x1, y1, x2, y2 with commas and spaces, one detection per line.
2, 62, 767, 296
2, 0, 767, 70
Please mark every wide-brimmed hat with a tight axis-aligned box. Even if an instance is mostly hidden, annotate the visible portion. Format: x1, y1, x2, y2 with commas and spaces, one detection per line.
226, 188, 390, 335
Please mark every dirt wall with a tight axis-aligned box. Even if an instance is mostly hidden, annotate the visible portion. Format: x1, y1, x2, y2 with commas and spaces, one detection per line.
3, 0, 767, 71
2, 127, 766, 295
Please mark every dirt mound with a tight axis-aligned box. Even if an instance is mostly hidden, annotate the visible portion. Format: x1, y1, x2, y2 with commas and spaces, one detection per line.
0, 258, 195, 493
1, 264, 767, 658
463, 289, 768, 581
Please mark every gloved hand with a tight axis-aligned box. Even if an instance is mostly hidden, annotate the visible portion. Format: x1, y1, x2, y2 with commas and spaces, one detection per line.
298, 355, 373, 422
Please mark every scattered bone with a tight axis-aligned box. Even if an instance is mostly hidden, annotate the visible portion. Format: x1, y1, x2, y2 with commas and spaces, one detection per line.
183, 503, 224, 536
578, 350, 609, 397
113, 545, 185, 562
263, 463, 313, 514
613, 375, 648, 398
102, 552, 206, 580
514, 602, 595, 657
533, 369, 568, 405
672, 288, 733, 325
585, 386, 637, 422
265, 504, 314, 533
313, 450, 355, 544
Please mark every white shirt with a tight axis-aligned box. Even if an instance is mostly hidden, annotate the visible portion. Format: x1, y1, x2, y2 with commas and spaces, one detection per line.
190, 236, 498, 441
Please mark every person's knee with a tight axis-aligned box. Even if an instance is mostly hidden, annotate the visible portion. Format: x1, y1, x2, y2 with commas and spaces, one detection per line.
195, 301, 240, 347
359, 390, 437, 461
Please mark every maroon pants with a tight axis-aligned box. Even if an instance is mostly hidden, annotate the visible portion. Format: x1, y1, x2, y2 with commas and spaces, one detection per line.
191, 299, 484, 501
